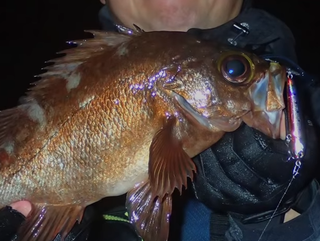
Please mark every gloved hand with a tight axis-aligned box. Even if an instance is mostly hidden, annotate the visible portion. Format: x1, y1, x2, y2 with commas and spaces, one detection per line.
0, 201, 31, 241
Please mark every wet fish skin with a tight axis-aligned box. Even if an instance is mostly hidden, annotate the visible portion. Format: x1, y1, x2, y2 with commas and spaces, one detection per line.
0, 26, 286, 241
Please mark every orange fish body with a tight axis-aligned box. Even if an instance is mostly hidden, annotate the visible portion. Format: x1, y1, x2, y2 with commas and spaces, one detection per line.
0, 26, 286, 241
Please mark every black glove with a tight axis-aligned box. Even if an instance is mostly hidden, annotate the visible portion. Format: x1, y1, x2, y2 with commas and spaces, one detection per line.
0, 206, 26, 241
192, 121, 317, 214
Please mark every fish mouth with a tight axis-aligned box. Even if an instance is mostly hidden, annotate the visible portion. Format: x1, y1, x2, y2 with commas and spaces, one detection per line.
172, 91, 284, 138
242, 62, 286, 139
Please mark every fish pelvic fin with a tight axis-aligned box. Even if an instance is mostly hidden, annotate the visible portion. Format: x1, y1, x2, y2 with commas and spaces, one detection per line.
149, 116, 196, 198
126, 180, 172, 241
18, 203, 84, 241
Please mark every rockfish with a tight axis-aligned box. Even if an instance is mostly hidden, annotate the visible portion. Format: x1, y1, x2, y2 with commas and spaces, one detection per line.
0, 25, 286, 241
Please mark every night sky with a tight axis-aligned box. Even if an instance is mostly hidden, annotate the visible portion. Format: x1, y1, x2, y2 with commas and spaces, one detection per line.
0, 0, 319, 111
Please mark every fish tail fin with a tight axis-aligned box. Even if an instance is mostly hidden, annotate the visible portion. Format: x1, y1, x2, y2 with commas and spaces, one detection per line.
18, 203, 84, 241
126, 180, 172, 241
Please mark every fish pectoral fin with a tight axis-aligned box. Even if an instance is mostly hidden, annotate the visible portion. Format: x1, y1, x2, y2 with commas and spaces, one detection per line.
18, 203, 84, 241
126, 180, 172, 241
149, 116, 196, 198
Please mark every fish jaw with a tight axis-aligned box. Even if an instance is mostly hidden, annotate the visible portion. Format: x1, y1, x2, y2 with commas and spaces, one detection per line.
242, 62, 286, 139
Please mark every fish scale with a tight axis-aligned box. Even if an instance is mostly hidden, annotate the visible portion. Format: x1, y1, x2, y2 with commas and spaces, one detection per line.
0, 25, 286, 241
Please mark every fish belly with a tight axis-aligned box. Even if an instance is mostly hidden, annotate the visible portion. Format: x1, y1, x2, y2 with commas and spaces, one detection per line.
0, 137, 151, 207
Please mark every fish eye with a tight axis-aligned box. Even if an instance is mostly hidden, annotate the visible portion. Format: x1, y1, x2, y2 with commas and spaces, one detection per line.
220, 55, 252, 84
225, 59, 246, 77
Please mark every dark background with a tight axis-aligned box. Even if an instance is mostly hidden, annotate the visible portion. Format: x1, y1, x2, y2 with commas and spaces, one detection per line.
0, 0, 319, 110
0, 1, 319, 239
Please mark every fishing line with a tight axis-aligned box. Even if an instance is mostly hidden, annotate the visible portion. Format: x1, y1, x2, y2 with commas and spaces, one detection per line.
257, 69, 304, 241
257, 160, 301, 241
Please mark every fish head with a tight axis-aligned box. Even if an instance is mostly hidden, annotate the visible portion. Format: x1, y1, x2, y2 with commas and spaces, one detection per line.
159, 44, 286, 139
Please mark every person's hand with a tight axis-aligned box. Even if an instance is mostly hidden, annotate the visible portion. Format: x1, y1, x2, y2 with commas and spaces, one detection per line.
0, 201, 32, 241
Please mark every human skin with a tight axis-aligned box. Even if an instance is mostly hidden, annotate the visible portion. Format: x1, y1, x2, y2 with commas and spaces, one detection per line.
101, 0, 243, 31
10, 201, 32, 217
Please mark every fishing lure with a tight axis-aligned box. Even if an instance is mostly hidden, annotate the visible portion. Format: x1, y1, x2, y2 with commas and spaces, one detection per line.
285, 69, 305, 176
257, 62, 306, 241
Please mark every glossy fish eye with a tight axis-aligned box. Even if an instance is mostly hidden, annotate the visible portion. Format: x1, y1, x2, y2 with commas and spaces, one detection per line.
220, 54, 253, 84
225, 60, 246, 77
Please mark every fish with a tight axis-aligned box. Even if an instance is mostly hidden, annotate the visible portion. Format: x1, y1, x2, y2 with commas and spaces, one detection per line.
0, 25, 286, 241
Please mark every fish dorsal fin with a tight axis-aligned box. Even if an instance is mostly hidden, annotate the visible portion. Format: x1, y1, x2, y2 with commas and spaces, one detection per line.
0, 28, 136, 149
42, 29, 135, 77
